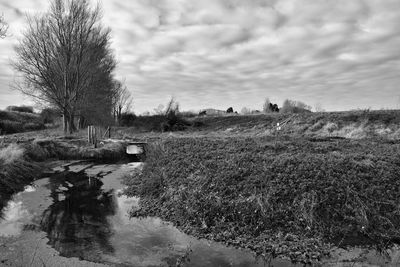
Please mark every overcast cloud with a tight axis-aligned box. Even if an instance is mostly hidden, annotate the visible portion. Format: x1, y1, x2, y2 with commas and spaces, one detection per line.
1, 0, 400, 112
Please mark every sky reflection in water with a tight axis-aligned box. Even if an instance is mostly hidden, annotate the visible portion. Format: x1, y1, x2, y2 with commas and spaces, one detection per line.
0, 163, 295, 267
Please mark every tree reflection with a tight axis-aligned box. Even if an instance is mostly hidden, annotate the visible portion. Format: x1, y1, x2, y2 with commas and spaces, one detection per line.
40, 170, 116, 261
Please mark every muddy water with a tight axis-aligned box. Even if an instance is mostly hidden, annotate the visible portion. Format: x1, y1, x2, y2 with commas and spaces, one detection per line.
0, 162, 298, 267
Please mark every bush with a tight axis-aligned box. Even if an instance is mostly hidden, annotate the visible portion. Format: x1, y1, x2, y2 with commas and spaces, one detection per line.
179, 111, 197, 118
6, 105, 34, 113
0, 120, 24, 134
133, 99, 192, 132
40, 108, 60, 124
23, 122, 45, 131
281, 99, 312, 114
161, 104, 192, 131
119, 112, 137, 126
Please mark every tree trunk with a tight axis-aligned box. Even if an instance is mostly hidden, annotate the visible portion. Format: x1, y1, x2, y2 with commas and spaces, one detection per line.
63, 112, 68, 134
78, 115, 86, 129
68, 112, 76, 134
117, 106, 122, 125
63, 110, 76, 134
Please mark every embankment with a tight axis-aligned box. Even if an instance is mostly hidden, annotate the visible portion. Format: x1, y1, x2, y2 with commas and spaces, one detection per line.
124, 136, 400, 263
190, 109, 400, 139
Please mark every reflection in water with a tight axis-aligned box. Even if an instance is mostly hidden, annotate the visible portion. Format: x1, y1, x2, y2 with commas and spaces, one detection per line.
0, 200, 31, 236
0, 183, 41, 236
40, 170, 116, 262
0, 185, 36, 220
1, 163, 297, 267
39, 165, 277, 266
2, 163, 400, 266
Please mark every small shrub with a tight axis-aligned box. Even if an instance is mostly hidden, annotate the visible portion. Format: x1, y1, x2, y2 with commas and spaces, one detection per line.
120, 112, 137, 126
40, 108, 59, 124
0, 143, 24, 165
281, 99, 312, 113
322, 122, 339, 133
0, 120, 24, 134
192, 120, 204, 128
23, 122, 45, 131
309, 120, 325, 132
6, 105, 34, 113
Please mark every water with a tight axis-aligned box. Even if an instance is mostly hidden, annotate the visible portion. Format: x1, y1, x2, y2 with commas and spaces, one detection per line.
0, 162, 297, 267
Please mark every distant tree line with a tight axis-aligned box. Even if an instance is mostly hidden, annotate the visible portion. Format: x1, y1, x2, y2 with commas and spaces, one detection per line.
5, 105, 34, 113
263, 98, 280, 113
281, 99, 312, 113
238, 98, 312, 115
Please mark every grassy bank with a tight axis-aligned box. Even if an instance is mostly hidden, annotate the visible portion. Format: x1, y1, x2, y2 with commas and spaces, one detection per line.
0, 137, 127, 213
0, 144, 42, 212
111, 109, 400, 142
190, 109, 400, 139
124, 136, 400, 263
0, 110, 45, 134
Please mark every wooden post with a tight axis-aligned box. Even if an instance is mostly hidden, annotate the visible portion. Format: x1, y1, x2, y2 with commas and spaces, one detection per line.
93, 126, 97, 148
90, 126, 94, 144
87, 125, 91, 144
102, 126, 111, 139
88, 125, 96, 145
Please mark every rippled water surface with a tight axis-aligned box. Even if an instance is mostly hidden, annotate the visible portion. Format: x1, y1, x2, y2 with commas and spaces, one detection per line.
0, 162, 299, 267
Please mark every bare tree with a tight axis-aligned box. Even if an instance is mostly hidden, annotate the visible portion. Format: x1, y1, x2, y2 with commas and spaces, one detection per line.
263, 98, 271, 113
153, 104, 164, 115
0, 14, 8, 38
314, 102, 325, 112
164, 98, 179, 115
112, 80, 133, 124
241, 107, 251, 115
13, 0, 115, 134
281, 99, 312, 113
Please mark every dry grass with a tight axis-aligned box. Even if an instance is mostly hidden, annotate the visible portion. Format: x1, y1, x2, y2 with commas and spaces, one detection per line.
0, 143, 41, 212
0, 143, 24, 165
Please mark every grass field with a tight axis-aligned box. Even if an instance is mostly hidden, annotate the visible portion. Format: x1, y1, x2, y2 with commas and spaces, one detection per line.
1, 109, 400, 263
109, 109, 400, 141
124, 135, 400, 263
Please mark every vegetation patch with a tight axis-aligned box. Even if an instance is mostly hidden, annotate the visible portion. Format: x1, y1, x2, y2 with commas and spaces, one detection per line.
0, 110, 45, 134
124, 136, 400, 263
0, 144, 41, 213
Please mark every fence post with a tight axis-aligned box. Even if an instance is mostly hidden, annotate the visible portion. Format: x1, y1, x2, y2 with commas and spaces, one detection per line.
87, 125, 91, 144
93, 126, 97, 148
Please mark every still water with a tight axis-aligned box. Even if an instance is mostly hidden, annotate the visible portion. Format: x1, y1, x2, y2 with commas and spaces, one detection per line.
0, 162, 297, 267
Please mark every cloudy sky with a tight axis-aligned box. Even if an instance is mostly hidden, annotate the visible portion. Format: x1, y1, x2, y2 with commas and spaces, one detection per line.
1, 0, 400, 113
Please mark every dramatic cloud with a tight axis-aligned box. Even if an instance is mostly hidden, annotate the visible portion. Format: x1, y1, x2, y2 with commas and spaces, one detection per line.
1, 0, 400, 112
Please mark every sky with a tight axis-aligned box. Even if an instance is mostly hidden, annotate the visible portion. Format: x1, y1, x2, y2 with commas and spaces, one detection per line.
1, 0, 400, 113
